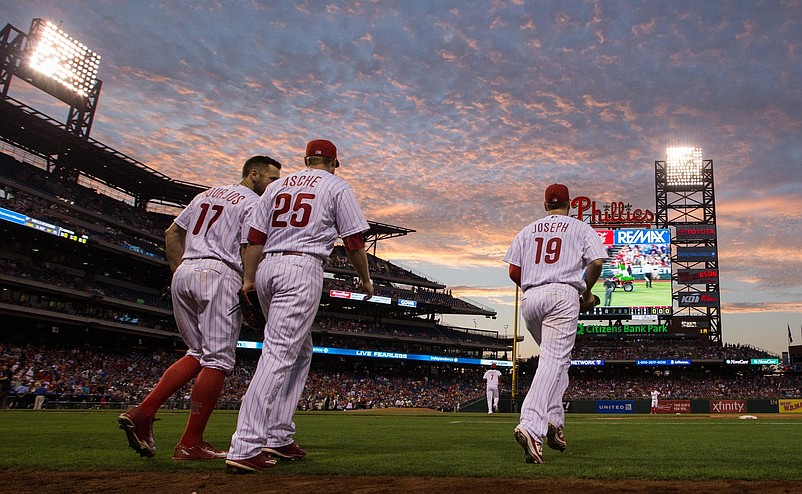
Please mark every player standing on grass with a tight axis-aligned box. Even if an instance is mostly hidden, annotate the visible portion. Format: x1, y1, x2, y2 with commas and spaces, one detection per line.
650, 388, 661, 414
118, 156, 282, 461
483, 363, 502, 414
225, 139, 373, 474
504, 184, 606, 464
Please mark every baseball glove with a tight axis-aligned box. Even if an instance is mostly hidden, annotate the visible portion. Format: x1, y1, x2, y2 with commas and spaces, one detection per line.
229, 289, 266, 329
579, 294, 601, 313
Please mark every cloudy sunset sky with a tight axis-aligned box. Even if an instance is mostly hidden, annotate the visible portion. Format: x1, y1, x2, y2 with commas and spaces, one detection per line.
2, 1, 802, 357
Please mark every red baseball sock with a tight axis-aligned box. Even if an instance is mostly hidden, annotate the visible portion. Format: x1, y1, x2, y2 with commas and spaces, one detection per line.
139, 355, 201, 417
178, 367, 226, 447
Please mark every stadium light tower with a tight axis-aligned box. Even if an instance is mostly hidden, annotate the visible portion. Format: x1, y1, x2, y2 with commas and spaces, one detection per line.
654, 146, 721, 347
665, 147, 704, 189
27, 19, 101, 99
0, 18, 103, 136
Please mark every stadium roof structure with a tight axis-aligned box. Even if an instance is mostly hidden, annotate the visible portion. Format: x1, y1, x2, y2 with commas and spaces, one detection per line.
1, 96, 417, 248
0, 96, 205, 207
363, 220, 415, 250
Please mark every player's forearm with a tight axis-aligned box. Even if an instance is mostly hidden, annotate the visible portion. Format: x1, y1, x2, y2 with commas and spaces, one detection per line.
583, 259, 604, 293
242, 242, 264, 287
345, 247, 371, 285
508, 264, 522, 287
164, 223, 186, 273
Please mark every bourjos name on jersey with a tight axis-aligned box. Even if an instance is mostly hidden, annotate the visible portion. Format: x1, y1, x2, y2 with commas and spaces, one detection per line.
202, 187, 247, 204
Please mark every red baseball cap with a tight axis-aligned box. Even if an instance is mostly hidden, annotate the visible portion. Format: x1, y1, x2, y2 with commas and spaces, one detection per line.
305, 139, 340, 167
545, 183, 570, 204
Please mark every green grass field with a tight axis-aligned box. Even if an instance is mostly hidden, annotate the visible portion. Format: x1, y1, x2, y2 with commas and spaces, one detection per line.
590, 279, 671, 308
1, 409, 799, 481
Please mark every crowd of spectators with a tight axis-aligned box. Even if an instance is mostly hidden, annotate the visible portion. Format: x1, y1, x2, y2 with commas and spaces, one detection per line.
1, 338, 799, 413
564, 372, 801, 400
572, 340, 776, 361
313, 315, 504, 347
0, 179, 167, 260
327, 246, 438, 285
0, 153, 170, 239
0, 339, 485, 411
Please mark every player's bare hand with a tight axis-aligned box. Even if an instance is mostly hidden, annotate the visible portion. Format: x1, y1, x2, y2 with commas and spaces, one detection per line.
579, 291, 600, 312
361, 279, 374, 300
242, 280, 256, 293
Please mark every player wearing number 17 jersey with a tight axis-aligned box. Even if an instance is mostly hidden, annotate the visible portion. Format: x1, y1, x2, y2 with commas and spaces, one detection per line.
226, 139, 373, 473
504, 184, 606, 464
118, 156, 282, 461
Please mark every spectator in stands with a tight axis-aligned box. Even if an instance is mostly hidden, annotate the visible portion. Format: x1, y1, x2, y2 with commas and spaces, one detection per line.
0, 364, 11, 409
13, 380, 30, 409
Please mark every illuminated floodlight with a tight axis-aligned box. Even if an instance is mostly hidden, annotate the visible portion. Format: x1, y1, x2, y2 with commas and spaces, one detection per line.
27, 19, 101, 98
665, 147, 703, 188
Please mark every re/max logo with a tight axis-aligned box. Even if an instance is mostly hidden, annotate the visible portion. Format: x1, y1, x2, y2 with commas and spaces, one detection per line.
614, 229, 669, 245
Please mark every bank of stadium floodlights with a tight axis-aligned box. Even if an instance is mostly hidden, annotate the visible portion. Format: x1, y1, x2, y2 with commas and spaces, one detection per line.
655, 146, 721, 345
1, 18, 102, 137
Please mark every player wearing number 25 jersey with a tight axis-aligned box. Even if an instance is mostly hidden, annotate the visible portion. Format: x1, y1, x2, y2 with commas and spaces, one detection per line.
118, 156, 282, 461
226, 139, 373, 473
504, 183, 606, 464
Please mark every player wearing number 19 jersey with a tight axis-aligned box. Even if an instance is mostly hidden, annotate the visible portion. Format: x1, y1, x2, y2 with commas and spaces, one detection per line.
504, 183, 606, 464
226, 139, 373, 473
118, 156, 282, 461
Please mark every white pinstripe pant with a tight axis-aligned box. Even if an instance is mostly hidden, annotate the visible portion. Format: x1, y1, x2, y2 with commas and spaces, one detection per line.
228, 254, 323, 460
171, 258, 242, 372
518, 283, 579, 442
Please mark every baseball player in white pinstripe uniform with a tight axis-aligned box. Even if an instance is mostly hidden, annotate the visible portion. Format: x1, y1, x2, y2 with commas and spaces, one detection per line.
118, 156, 282, 461
483, 363, 502, 414
226, 139, 373, 473
504, 184, 606, 464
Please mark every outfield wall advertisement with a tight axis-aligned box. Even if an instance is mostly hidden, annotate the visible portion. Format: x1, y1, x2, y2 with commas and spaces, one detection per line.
596, 400, 635, 414
709, 400, 747, 413
779, 399, 802, 413
655, 400, 691, 414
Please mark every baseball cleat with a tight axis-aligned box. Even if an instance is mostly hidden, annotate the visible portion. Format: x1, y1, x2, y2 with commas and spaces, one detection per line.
198, 440, 228, 458
514, 425, 545, 464
171, 441, 228, 461
262, 442, 307, 460
546, 422, 567, 452
118, 406, 157, 458
225, 452, 278, 473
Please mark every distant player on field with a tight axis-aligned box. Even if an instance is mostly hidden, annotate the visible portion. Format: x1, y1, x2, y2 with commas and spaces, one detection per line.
483, 363, 502, 414
650, 388, 661, 414
118, 155, 282, 461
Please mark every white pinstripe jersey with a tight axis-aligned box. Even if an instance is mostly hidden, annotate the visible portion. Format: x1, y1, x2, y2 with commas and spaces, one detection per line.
174, 183, 259, 272
483, 369, 501, 388
246, 168, 369, 258
504, 214, 607, 293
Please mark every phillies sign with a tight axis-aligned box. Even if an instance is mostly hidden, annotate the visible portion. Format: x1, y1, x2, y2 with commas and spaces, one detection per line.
573, 196, 655, 226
